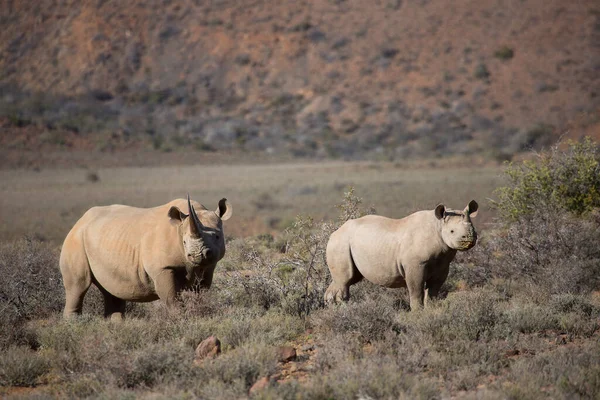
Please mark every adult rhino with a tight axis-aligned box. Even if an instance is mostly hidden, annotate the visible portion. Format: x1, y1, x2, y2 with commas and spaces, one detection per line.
60, 195, 232, 319
325, 200, 478, 310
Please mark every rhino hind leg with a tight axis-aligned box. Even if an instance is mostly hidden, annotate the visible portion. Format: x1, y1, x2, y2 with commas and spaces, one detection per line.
324, 282, 350, 303
63, 283, 91, 318
325, 241, 363, 304
97, 285, 126, 320
60, 234, 93, 318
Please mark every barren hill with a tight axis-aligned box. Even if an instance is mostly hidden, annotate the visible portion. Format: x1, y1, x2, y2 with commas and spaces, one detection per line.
1, 0, 599, 161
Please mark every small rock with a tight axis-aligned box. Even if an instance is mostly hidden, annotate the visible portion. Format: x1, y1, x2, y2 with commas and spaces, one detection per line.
288, 362, 298, 373
249, 376, 270, 395
194, 336, 221, 364
277, 346, 297, 362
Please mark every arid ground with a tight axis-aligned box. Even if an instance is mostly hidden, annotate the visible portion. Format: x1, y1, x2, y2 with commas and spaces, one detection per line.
1, 149, 600, 399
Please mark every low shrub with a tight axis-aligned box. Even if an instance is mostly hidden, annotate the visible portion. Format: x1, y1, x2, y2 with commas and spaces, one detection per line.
0, 346, 50, 387
0, 238, 63, 349
261, 355, 442, 400
396, 288, 505, 342
507, 341, 600, 398
467, 208, 600, 295
310, 291, 400, 342
124, 343, 194, 388
197, 344, 278, 394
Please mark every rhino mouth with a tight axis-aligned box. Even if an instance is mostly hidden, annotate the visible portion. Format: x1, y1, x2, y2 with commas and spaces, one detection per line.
457, 239, 476, 251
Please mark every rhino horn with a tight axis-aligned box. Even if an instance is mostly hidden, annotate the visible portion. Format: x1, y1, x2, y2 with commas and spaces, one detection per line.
187, 193, 203, 236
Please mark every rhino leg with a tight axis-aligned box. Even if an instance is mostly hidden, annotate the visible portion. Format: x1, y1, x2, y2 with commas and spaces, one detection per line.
405, 269, 425, 310
195, 265, 215, 290
98, 285, 126, 320
325, 282, 350, 303
60, 235, 92, 318
325, 242, 362, 304
154, 269, 178, 307
424, 281, 442, 308
424, 265, 450, 308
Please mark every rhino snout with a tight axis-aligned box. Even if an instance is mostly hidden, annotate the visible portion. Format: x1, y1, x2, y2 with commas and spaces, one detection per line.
461, 233, 476, 242
459, 233, 477, 250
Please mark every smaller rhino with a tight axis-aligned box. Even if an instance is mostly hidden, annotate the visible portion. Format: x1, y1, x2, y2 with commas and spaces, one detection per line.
325, 201, 478, 310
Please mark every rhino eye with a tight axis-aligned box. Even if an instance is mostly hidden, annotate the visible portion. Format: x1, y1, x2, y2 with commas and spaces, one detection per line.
450, 230, 454, 234
215, 235, 220, 240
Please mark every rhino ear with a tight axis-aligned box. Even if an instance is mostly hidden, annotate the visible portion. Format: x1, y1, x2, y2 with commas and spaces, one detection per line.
465, 200, 479, 218
168, 206, 188, 224
434, 204, 446, 220
216, 198, 232, 221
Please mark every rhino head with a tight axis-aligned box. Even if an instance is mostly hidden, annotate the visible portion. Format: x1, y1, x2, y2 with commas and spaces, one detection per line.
168, 195, 232, 265
435, 200, 478, 251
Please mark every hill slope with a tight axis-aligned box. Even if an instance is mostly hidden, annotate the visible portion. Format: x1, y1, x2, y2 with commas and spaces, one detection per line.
1, 0, 599, 160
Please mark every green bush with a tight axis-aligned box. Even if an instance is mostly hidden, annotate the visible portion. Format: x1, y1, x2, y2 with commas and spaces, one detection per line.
494, 137, 600, 220
471, 138, 600, 295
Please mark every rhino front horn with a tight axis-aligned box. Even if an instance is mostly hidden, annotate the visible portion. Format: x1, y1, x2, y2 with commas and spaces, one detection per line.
187, 193, 203, 237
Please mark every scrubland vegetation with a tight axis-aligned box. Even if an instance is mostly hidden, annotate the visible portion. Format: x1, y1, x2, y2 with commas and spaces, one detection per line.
1, 140, 600, 399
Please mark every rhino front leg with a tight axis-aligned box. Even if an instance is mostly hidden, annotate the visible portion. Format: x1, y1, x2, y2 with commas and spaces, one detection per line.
424, 281, 443, 308
424, 266, 449, 308
405, 269, 425, 311
154, 269, 178, 307
196, 264, 216, 290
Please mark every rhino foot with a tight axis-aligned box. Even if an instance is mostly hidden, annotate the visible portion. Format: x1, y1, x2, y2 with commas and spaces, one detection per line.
324, 283, 349, 304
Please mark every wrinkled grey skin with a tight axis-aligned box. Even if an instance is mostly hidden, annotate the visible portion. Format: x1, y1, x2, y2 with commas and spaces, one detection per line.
60, 195, 232, 319
325, 200, 478, 310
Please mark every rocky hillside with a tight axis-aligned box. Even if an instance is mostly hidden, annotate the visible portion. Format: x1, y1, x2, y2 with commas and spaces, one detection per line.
1, 0, 599, 160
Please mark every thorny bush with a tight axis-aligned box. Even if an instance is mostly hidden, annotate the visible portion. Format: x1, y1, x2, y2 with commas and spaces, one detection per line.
0, 238, 63, 349
215, 187, 374, 319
